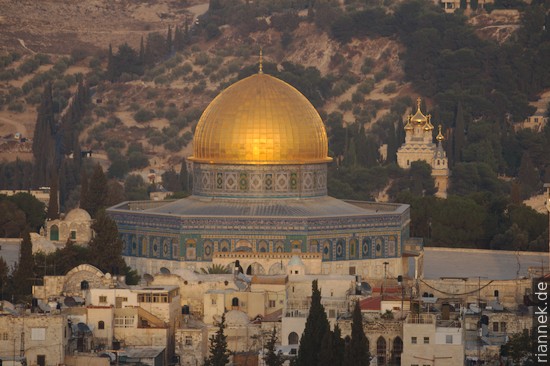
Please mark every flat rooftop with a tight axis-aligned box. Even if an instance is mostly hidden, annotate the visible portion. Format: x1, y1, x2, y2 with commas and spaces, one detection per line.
417, 247, 549, 280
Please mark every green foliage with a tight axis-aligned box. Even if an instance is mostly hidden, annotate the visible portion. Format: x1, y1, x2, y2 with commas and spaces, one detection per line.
0, 199, 26, 238
134, 108, 155, 123
124, 174, 149, 200
200, 264, 231, 274
264, 328, 284, 366
388, 161, 436, 199
345, 301, 369, 366
88, 209, 126, 275
81, 164, 108, 218
12, 227, 34, 302
500, 329, 534, 364
204, 313, 230, 366
297, 280, 330, 366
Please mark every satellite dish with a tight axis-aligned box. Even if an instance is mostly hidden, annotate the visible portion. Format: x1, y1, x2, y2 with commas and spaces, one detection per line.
143, 273, 154, 284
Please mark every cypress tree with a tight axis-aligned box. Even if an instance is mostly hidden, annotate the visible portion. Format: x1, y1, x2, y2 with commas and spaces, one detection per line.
83, 164, 108, 218
180, 158, 190, 192
139, 36, 145, 64
107, 44, 115, 82
32, 83, 56, 188
333, 324, 345, 366
454, 101, 465, 165
386, 121, 398, 164
13, 227, 34, 301
204, 313, 230, 366
88, 209, 125, 275
345, 301, 370, 366
46, 172, 59, 220
297, 280, 330, 366
319, 329, 335, 366
264, 327, 284, 366
166, 25, 173, 56
79, 168, 90, 212
174, 26, 183, 52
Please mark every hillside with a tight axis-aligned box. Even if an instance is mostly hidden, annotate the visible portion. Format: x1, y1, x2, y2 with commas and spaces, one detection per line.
0, 0, 528, 180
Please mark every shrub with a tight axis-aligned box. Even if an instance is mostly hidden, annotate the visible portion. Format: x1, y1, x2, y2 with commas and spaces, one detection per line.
358, 78, 375, 95
134, 108, 155, 123
8, 101, 24, 112
194, 52, 209, 66
383, 82, 397, 94
361, 57, 375, 74
339, 100, 353, 111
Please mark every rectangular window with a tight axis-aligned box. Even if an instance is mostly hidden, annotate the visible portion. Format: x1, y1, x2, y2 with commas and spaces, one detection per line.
99, 296, 107, 303
269, 300, 276, 308
31, 328, 46, 341
211, 298, 216, 305
114, 316, 135, 328
500, 322, 507, 332
493, 322, 499, 332
2, 332, 8, 341
423, 337, 429, 344
70, 230, 76, 240
185, 336, 193, 346
411, 337, 417, 344
446, 335, 453, 344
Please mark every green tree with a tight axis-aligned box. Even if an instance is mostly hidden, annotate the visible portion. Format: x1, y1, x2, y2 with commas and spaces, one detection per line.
345, 301, 369, 366
13, 227, 34, 301
500, 329, 533, 364
297, 280, 329, 366
453, 101, 465, 165
204, 313, 230, 366
0, 199, 27, 238
518, 151, 539, 198
0, 256, 10, 301
88, 209, 125, 275
32, 83, 56, 188
264, 327, 284, 366
82, 164, 108, 218
8, 192, 46, 232
47, 172, 59, 220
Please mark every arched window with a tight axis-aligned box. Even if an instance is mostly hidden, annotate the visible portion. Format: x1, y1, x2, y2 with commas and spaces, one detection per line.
391, 337, 403, 365
80, 281, 89, 290
232, 297, 239, 307
98, 321, 105, 330
50, 225, 59, 241
288, 332, 299, 345
377, 336, 386, 365
494, 290, 499, 297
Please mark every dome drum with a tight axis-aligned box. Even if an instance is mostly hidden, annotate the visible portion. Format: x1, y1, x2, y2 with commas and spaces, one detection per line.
192, 162, 327, 198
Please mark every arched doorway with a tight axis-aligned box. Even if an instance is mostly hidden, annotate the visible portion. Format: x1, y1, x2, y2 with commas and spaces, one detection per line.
50, 225, 59, 241
377, 336, 386, 365
391, 336, 403, 365
246, 262, 265, 275
288, 332, 299, 345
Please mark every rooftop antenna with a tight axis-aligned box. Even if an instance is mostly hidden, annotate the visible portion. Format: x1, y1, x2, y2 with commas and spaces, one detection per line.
259, 47, 263, 74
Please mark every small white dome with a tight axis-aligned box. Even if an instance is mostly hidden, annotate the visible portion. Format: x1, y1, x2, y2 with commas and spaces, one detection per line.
225, 310, 249, 326
64, 208, 92, 222
288, 255, 305, 267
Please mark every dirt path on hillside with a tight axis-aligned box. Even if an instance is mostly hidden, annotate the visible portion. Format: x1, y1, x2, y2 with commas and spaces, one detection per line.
0, 116, 29, 137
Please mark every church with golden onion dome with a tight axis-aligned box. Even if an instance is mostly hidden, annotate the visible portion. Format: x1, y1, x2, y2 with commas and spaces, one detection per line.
107, 69, 420, 280
396, 98, 450, 198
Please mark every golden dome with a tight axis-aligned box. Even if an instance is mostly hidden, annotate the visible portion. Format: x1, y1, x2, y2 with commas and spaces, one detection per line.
411, 97, 428, 124
189, 73, 332, 165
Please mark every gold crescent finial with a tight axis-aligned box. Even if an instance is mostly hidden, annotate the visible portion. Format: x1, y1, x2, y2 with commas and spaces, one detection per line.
259, 47, 263, 74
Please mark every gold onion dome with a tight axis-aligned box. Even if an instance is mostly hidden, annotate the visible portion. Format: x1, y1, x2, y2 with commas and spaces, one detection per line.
436, 124, 445, 141
411, 97, 428, 124
189, 73, 332, 165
